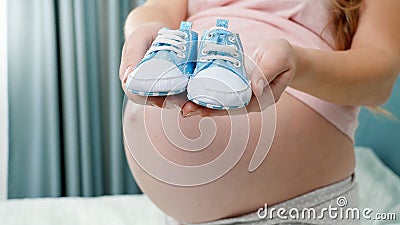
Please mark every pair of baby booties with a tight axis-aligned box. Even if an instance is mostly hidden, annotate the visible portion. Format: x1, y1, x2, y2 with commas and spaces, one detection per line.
126, 19, 251, 110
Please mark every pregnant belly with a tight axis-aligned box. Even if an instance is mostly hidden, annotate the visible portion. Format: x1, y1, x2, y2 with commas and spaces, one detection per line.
122, 92, 355, 223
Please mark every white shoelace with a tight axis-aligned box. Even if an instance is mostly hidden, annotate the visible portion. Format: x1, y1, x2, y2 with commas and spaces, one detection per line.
145, 29, 188, 58
198, 27, 241, 68
199, 42, 241, 67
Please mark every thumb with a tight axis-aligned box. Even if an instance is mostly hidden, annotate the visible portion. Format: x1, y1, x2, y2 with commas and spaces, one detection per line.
119, 23, 162, 84
249, 42, 292, 96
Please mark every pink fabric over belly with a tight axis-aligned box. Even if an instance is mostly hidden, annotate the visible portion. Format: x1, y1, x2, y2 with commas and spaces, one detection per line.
187, 0, 360, 141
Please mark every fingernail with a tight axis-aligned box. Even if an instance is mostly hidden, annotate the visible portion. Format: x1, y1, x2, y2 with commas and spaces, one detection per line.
190, 110, 201, 117
257, 79, 265, 96
182, 110, 192, 117
182, 111, 189, 117
123, 65, 132, 82
150, 102, 160, 108
182, 110, 200, 118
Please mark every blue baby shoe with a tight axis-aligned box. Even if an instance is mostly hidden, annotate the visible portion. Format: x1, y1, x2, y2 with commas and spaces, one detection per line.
126, 21, 198, 96
187, 19, 252, 109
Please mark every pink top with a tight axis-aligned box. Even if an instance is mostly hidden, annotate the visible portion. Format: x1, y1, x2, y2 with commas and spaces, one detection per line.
187, 0, 360, 141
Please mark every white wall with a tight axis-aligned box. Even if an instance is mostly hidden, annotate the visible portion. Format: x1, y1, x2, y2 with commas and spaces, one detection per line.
0, 0, 9, 200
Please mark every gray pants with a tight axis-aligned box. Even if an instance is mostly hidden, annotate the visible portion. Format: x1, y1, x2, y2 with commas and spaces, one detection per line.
166, 175, 359, 225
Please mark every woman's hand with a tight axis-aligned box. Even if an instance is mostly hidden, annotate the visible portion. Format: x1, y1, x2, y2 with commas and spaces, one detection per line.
181, 39, 297, 117
250, 39, 296, 101
119, 22, 168, 107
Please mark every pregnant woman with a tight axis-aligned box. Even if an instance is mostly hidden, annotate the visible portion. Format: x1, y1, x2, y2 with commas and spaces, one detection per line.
119, 0, 400, 224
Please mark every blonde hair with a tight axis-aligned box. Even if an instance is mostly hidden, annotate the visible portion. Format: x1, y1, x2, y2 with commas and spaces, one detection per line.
331, 0, 362, 50
331, 0, 396, 120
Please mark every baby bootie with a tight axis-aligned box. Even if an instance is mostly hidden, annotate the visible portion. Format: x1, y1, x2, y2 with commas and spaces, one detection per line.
126, 21, 198, 96
187, 19, 251, 109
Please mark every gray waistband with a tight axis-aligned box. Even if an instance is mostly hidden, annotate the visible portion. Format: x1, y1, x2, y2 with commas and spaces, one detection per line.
167, 175, 359, 225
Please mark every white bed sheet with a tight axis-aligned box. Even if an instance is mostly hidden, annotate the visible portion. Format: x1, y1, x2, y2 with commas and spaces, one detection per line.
0, 147, 399, 225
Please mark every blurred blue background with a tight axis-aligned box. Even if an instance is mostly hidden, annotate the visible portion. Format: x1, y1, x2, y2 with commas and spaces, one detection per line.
6, 0, 400, 199
7, 0, 145, 198
355, 83, 400, 177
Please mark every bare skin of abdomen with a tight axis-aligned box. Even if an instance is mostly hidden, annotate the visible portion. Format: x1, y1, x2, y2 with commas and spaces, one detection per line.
123, 92, 355, 223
